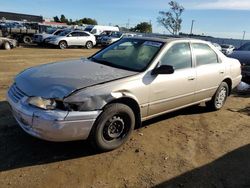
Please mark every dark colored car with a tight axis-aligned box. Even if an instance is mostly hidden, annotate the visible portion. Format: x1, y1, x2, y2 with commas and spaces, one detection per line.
229, 42, 250, 84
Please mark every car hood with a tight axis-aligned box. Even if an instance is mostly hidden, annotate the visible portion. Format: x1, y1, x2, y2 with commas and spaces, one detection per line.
229, 51, 250, 65
15, 58, 137, 99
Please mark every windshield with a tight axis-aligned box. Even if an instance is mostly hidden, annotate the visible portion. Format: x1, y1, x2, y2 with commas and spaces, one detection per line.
221, 45, 230, 48
47, 29, 57, 34
110, 32, 123, 38
91, 38, 164, 72
238, 43, 250, 51
58, 30, 71, 36
84, 27, 93, 32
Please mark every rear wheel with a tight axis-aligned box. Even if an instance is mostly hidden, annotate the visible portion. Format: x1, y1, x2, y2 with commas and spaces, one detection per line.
91, 103, 135, 151
85, 41, 93, 49
59, 41, 67, 49
206, 82, 229, 111
23, 36, 32, 44
4, 42, 11, 50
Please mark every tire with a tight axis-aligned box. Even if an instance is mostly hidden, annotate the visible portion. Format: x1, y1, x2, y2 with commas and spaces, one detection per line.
4, 42, 11, 50
85, 41, 93, 49
91, 103, 135, 151
59, 41, 67, 49
23, 36, 32, 44
206, 82, 229, 111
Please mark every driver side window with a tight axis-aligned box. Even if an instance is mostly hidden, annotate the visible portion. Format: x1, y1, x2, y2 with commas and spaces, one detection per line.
160, 43, 192, 70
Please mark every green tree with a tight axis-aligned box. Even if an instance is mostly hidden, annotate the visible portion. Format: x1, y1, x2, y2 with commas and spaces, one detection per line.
130, 22, 152, 33
60, 14, 68, 23
79, 18, 98, 25
157, 1, 184, 35
53, 16, 60, 22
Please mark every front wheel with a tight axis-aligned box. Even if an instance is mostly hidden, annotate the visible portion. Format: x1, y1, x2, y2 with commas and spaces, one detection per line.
85, 41, 93, 49
206, 82, 229, 111
59, 41, 67, 49
91, 103, 135, 151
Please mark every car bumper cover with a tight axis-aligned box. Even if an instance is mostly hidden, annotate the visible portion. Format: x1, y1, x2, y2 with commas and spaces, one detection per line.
7, 93, 101, 142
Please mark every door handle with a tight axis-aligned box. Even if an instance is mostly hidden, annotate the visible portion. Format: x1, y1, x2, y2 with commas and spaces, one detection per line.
188, 76, 195, 81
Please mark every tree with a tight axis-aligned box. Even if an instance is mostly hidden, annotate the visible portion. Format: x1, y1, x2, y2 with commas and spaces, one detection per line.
157, 1, 184, 35
53, 16, 60, 22
130, 22, 152, 33
78, 18, 97, 25
60, 14, 68, 23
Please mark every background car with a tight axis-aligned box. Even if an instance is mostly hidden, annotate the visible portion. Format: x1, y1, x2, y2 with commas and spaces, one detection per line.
33, 28, 65, 45
100, 31, 124, 46
0, 37, 18, 50
47, 30, 96, 49
221, 44, 235, 55
229, 42, 250, 84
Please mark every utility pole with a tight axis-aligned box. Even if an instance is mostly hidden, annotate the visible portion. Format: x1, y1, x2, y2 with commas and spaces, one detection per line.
190, 20, 195, 35
242, 31, 246, 40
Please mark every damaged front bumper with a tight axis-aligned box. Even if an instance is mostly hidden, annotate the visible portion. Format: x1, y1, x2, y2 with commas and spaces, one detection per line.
7, 93, 101, 142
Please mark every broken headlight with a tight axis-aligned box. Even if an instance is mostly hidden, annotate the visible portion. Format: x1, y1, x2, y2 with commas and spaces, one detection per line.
28, 97, 57, 110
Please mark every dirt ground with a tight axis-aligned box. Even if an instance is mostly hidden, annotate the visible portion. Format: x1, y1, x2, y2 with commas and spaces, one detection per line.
0, 46, 249, 188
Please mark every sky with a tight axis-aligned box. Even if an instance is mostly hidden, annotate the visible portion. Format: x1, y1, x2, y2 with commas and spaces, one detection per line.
1, 0, 250, 39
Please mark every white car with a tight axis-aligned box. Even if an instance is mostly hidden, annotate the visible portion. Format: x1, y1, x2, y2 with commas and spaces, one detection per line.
33, 28, 65, 45
47, 30, 96, 49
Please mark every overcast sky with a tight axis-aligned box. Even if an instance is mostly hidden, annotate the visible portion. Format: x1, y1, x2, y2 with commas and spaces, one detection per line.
1, 0, 250, 39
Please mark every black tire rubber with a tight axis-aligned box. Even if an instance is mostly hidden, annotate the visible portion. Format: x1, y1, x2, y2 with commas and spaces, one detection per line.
4, 42, 11, 50
59, 41, 67, 49
23, 36, 32, 44
206, 82, 229, 111
91, 103, 135, 151
85, 41, 93, 49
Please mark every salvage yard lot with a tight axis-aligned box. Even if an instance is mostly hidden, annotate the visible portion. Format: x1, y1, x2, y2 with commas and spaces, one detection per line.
0, 47, 250, 188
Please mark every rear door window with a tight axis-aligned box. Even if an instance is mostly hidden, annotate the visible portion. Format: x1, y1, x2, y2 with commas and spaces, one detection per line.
192, 43, 219, 66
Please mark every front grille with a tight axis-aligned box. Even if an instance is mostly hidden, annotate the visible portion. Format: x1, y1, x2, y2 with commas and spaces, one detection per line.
8, 84, 27, 103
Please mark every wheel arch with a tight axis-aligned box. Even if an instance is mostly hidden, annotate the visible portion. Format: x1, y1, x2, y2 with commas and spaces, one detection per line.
105, 97, 141, 129
222, 77, 232, 95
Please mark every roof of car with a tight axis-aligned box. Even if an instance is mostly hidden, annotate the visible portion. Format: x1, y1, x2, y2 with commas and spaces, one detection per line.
126, 36, 207, 43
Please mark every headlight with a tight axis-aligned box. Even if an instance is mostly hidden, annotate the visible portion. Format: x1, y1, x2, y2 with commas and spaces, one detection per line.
28, 97, 56, 110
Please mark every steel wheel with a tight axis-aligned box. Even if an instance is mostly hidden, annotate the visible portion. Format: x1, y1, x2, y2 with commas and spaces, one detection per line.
91, 103, 135, 151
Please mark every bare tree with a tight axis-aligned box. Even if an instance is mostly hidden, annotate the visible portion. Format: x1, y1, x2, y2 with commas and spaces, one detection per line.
157, 1, 184, 35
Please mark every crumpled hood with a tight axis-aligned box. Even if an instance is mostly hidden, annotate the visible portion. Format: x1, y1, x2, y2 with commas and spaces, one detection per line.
15, 58, 137, 99
229, 51, 250, 65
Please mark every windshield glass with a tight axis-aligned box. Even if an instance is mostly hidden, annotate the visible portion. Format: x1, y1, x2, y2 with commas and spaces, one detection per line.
238, 43, 250, 51
221, 45, 230, 48
58, 30, 71, 36
47, 28, 57, 34
91, 38, 164, 72
84, 27, 93, 32
110, 32, 123, 38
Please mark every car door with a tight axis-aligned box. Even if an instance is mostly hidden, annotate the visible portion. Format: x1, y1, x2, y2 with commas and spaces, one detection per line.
67, 32, 80, 46
148, 42, 196, 116
78, 32, 90, 46
191, 42, 226, 101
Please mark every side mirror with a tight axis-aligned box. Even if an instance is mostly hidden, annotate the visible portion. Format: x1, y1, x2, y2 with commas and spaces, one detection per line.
67, 34, 72, 37
151, 65, 174, 75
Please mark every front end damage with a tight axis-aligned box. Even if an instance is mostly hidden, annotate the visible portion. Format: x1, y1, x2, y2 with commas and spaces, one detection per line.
7, 84, 102, 141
